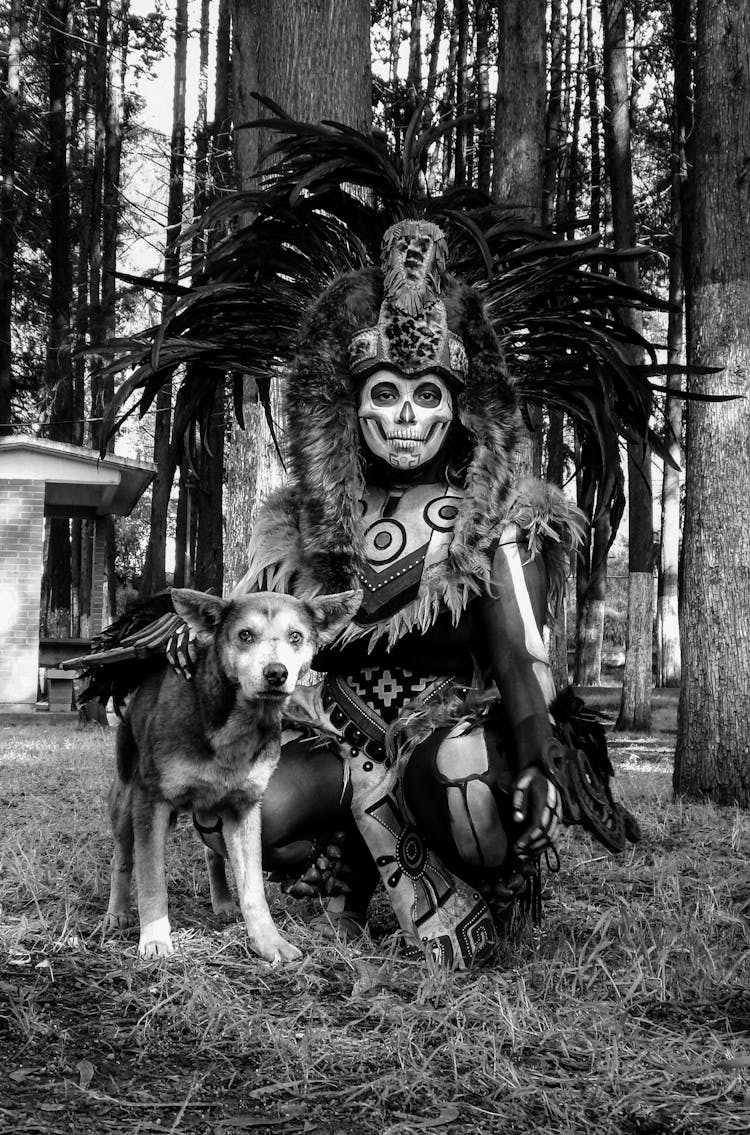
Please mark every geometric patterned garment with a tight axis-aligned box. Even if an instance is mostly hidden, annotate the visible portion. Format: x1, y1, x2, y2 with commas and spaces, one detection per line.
344, 666, 442, 723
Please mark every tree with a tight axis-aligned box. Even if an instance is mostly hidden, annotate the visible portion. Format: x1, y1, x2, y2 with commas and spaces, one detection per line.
586, 0, 602, 233
573, 1, 611, 688
474, 0, 492, 195
657, 0, 691, 687
453, 0, 469, 186
42, 0, 75, 637
543, 0, 565, 231
674, 0, 750, 807
190, 0, 224, 594
0, 0, 21, 434
493, 0, 546, 222
603, 0, 653, 733
138, 0, 188, 599
223, 0, 372, 590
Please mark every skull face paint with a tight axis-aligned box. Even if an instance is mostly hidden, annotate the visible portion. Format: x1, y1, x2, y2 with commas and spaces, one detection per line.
358, 369, 454, 471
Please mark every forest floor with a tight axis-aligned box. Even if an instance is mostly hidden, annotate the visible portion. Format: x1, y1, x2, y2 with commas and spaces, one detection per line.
1, 696, 749, 1135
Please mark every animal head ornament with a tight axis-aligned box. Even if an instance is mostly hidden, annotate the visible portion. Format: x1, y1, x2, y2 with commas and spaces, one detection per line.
348, 221, 469, 385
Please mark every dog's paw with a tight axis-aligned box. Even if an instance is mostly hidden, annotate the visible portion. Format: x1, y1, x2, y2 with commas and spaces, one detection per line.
138, 916, 174, 958
253, 932, 303, 965
103, 911, 130, 935
138, 937, 175, 959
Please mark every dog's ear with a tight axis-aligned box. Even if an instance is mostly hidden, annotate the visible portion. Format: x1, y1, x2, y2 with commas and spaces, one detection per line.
305, 589, 362, 645
171, 588, 227, 639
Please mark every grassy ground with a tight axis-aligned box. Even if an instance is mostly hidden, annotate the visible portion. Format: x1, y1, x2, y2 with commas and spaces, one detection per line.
1, 706, 748, 1135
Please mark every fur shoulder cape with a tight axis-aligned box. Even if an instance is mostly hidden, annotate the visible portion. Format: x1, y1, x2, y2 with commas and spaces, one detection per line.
234, 476, 584, 653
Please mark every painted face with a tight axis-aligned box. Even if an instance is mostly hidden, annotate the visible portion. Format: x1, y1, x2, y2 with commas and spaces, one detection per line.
358, 370, 454, 471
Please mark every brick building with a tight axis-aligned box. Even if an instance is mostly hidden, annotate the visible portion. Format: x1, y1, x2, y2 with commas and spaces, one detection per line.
0, 437, 154, 712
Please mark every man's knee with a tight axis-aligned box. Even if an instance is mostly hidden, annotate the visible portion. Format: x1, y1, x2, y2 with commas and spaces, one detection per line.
404, 725, 513, 872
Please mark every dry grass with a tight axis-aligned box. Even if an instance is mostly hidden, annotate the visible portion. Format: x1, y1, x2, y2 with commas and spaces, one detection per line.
1, 712, 749, 1135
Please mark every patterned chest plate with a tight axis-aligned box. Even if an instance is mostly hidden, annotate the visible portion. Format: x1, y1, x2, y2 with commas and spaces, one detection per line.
356, 482, 463, 624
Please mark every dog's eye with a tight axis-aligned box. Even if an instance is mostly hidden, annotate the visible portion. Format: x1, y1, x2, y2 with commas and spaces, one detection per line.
238, 629, 256, 643
288, 630, 305, 646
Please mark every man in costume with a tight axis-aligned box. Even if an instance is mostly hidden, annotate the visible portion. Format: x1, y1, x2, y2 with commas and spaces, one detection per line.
76, 109, 650, 969
187, 218, 635, 967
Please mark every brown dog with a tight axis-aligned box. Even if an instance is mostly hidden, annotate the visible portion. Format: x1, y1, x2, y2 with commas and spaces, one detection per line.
103, 587, 361, 963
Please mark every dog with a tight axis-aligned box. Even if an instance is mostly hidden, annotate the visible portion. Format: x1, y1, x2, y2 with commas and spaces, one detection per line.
103, 586, 361, 963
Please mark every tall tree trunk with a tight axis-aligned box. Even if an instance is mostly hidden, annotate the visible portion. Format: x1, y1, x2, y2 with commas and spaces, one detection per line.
574, 457, 611, 687
190, 0, 224, 594
43, 0, 75, 638
492, 0, 546, 221
407, 0, 422, 92
544, 0, 564, 230
80, 0, 108, 635
494, 0, 546, 475
566, 0, 586, 237
387, 0, 401, 151
441, 11, 458, 184
474, 0, 492, 195
547, 409, 569, 687
225, 0, 371, 591
554, 0, 574, 234
578, 513, 611, 687
586, 0, 602, 233
97, 2, 129, 620
674, 0, 750, 806
453, 0, 470, 187
603, 0, 653, 733
88, 0, 107, 436
174, 0, 210, 592
173, 460, 189, 589
657, 0, 692, 688
574, 1, 611, 684
425, 0, 446, 109
0, 0, 21, 434
139, 0, 188, 599
71, 5, 97, 635
71, 3, 94, 450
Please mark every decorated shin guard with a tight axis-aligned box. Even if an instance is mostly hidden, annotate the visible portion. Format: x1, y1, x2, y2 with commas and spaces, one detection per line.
347, 747, 497, 968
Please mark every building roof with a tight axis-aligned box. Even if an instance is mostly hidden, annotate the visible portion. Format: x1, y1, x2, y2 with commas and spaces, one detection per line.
0, 436, 155, 516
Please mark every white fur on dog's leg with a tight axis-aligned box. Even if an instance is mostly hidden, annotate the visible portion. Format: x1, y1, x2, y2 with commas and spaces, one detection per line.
223, 807, 302, 965
138, 916, 174, 958
132, 794, 173, 958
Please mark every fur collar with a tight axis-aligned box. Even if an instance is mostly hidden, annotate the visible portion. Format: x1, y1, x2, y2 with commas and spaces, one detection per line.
236, 477, 584, 651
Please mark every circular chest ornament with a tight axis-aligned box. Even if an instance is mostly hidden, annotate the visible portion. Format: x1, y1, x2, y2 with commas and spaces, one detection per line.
363, 518, 407, 564
423, 496, 460, 533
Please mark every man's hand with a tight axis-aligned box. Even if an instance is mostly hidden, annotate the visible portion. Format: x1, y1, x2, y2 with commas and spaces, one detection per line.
512, 767, 562, 856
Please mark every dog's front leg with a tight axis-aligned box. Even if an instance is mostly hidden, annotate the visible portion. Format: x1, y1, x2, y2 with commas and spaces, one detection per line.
132, 790, 174, 958
223, 806, 302, 964
104, 777, 134, 934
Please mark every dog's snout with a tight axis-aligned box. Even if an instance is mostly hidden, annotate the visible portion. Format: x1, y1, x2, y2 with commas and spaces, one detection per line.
263, 662, 288, 688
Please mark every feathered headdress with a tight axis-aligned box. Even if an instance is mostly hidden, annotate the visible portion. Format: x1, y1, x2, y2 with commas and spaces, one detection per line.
100, 98, 688, 524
